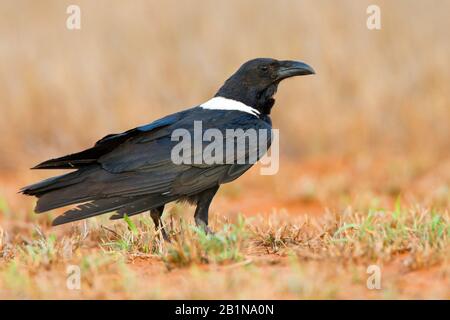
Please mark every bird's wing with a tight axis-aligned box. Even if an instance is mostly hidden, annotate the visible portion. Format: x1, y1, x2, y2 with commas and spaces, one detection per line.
31, 109, 191, 169
94, 108, 272, 196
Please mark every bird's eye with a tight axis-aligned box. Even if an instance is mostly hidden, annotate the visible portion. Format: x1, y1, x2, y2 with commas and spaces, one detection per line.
259, 65, 269, 72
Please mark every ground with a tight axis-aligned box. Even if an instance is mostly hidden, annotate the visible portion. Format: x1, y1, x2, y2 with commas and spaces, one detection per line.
0, 155, 448, 299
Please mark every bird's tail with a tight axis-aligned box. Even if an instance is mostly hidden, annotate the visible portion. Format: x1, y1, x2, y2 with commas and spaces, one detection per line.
20, 166, 175, 226
50, 195, 174, 226
20, 166, 100, 212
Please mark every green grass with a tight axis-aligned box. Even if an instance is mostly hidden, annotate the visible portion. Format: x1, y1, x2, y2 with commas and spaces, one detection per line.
0, 199, 448, 299
163, 215, 248, 269
100, 215, 160, 255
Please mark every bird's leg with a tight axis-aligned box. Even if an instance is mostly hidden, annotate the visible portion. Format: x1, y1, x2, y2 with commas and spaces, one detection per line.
150, 205, 169, 241
194, 186, 219, 234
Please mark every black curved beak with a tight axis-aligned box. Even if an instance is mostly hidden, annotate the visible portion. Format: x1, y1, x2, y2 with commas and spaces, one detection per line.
277, 60, 315, 80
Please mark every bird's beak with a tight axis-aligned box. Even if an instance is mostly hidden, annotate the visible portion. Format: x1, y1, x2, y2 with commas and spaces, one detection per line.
276, 60, 315, 80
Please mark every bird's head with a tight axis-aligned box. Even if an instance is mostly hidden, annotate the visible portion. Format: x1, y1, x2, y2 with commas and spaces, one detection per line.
215, 58, 314, 114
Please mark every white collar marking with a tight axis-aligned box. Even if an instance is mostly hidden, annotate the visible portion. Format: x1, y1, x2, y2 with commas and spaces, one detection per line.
200, 97, 260, 116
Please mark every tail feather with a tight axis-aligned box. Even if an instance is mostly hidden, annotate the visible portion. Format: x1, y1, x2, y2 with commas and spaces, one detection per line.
109, 195, 175, 220
21, 167, 99, 213
20, 169, 90, 197
52, 196, 146, 226
21, 164, 175, 225
53, 194, 174, 225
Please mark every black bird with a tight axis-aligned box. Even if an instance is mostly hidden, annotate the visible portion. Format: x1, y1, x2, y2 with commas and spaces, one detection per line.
21, 58, 314, 238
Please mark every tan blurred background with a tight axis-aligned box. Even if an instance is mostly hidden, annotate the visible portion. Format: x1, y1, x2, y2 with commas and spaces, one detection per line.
0, 0, 449, 212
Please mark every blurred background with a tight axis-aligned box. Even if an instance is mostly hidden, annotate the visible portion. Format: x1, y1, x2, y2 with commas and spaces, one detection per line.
0, 0, 449, 217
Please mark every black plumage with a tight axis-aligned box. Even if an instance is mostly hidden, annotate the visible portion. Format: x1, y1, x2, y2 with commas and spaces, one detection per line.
21, 58, 314, 235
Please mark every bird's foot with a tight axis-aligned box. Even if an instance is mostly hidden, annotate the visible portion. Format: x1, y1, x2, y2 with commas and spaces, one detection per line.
195, 219, 214, 235
155, 227, 171, 242
204, 225, 214, 235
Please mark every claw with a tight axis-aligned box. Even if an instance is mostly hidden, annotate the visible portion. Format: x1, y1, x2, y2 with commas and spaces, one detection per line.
160, 228, 171, 242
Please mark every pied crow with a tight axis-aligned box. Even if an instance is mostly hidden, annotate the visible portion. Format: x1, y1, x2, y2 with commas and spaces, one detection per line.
21, 58, 314, 238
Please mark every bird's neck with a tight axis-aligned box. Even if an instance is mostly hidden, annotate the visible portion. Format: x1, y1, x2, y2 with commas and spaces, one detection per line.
215, 82, 277, 115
